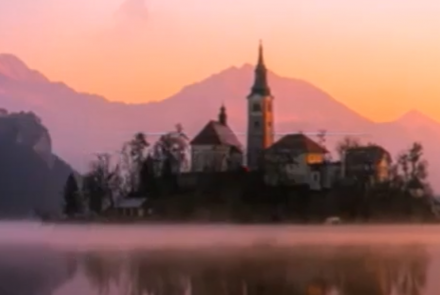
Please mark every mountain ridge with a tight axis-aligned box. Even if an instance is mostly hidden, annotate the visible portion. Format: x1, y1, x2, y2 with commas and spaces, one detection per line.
1, 53, 439, 189
0, 55, 407, 122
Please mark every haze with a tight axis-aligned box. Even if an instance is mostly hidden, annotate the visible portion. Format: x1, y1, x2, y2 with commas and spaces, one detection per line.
1, 222, 440, 295
2, 222, 440, 251
2, 0, 440, 121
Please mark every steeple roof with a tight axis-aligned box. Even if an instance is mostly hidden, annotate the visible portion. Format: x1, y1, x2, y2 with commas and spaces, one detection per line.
249, 40, 271, 97
218, 104, 227, 125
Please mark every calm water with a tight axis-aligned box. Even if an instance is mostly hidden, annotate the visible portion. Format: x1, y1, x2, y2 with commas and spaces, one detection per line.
1, 222, 440, 295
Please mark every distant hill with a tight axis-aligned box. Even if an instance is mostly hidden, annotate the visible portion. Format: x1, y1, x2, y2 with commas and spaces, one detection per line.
0, 111, 74, 217
1, 54, 440, 190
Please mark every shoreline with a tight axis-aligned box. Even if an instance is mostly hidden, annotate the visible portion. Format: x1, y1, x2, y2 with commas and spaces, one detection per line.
39, 218, 440, 226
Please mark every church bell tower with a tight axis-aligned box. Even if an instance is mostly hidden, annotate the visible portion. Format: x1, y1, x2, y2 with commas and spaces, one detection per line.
246, 41, 274, 170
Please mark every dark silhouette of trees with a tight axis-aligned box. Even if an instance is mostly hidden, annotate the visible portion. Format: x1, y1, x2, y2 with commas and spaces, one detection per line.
83, 173, 104, 214
83, 153, 121, 214
63, 173, 80, 217
393, 142, 429, 190
81, 133, 150, 211
385, 142, 433, 219
78, 124, 437, 223
138, 156, 157, 196
332, 138, 435, 221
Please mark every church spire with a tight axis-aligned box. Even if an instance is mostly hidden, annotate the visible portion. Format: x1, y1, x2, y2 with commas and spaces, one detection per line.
249, 40, 271, 97
257, 39, 265, 66
218, 103, 227, 125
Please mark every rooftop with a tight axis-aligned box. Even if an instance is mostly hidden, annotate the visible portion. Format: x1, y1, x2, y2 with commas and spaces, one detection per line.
190, 120, 242, 151
269, 133, 328, 154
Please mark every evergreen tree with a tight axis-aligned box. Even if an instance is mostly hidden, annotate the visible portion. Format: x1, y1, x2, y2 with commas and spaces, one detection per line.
84, 173, 105, 214
63, 173, 80, 216
138, 156, 157, 195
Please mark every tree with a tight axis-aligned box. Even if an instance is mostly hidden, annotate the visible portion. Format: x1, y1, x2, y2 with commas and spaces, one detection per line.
63, 173, 80, 217
407, 142, 428, 182
336, 136, 361, 159
120, 132, 149, 194
394, 142, 428, 186
138, 156, 157, 195
150, 124, 190, 175
83, 153, 121, 214
383, 142, 434, 219
83, 172, 104, 215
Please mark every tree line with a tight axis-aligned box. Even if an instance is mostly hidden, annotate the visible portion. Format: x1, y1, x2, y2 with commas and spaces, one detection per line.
63, 125, 190, 218
62, 131, 438, 222
330, 137, 434, 221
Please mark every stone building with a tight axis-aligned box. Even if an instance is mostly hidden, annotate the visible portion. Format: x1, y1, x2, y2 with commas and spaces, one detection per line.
190, 105, 243, 172
263, 133, 328, 188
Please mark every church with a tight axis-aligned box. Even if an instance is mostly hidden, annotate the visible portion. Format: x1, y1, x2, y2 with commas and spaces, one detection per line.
190, 42, 331, 188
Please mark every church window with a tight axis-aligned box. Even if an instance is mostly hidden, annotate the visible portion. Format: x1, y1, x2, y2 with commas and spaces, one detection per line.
267, 103, 271, 112
254, 121, 260, 128
253, 103, 261, 112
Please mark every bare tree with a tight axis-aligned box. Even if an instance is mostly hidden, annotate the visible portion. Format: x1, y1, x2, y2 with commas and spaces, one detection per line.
129, 132, 149, 166
150, 124, 190, 175
83, 153, 122, 214
395, 142, 428, 186
336, 136, 361, 159
119, 132, 149, 194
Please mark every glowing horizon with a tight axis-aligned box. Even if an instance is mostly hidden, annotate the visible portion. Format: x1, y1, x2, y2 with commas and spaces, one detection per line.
1, 0, 440, 122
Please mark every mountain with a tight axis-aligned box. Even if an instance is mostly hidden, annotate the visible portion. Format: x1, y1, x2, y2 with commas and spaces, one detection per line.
0, 111, 74, 217
1, 54, 440, 189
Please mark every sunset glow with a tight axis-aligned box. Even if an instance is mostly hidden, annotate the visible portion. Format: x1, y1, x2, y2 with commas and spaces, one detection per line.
2, 0, 440, 121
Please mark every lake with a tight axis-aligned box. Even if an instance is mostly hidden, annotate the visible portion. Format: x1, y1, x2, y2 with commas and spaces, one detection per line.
1, 222, 440, 295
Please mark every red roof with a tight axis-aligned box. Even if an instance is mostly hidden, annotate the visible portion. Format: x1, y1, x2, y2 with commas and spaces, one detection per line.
190, 120, 242, 151
268, 133, 328, 153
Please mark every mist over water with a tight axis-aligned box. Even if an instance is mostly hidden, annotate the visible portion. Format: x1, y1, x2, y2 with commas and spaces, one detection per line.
1, 222, 440, 295
2, 221, 440, 250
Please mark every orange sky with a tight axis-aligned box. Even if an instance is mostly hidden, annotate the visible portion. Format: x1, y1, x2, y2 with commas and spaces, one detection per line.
2, 0, 440, 122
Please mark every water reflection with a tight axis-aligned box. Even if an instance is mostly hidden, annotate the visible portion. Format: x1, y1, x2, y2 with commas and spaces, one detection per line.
0, 243, 431, 295
80, 245, 429, 295
0, 246, 77, 295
